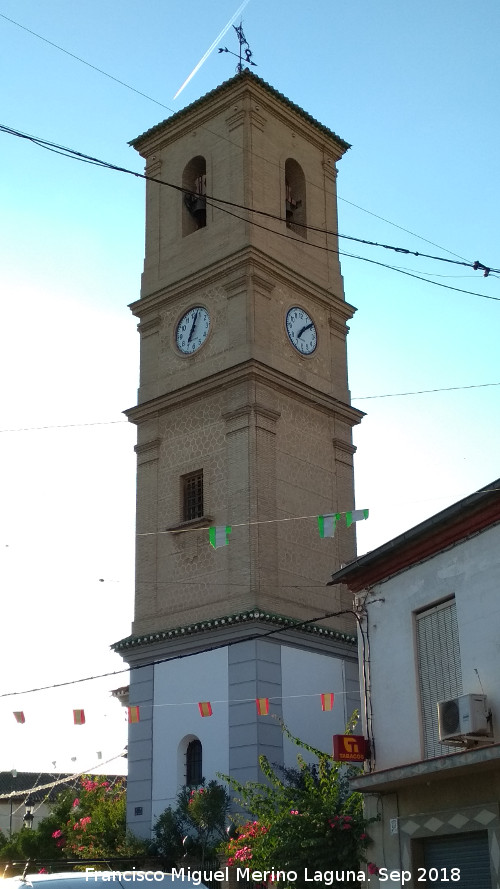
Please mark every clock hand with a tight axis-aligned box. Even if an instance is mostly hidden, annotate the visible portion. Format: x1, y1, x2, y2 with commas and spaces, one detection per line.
297, 322, 313, 338
188, 310, 199, 343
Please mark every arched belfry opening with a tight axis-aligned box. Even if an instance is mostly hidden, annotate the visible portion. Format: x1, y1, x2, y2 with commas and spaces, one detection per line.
285, 158, 306, 237
182, 156, 207, 235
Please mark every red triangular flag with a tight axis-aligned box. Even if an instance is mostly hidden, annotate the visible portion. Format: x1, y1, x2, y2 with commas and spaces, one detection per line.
128, 706, 140, 724
321, 693, 334, 712
256, 697, 269, 716
73, 709, 86, 725
198, 701, 213, 717
13, 711, 25, 724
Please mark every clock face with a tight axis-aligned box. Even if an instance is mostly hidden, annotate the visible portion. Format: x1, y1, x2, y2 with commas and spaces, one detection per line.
286, 307, 317, 355
176, 307, 210, 354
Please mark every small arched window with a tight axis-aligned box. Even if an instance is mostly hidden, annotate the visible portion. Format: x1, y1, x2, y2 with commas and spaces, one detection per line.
285, 158, 306, 237
183, 156, 207, 236
186, 738, 203, 786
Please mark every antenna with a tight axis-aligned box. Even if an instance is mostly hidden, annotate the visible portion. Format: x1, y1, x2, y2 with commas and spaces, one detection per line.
218, 21, 257, 72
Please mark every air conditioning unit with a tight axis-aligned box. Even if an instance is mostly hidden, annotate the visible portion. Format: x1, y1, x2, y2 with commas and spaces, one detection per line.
437, 693, 491, 743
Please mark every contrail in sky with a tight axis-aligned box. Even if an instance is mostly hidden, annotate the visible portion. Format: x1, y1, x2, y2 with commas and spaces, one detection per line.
173, 0, 251, 100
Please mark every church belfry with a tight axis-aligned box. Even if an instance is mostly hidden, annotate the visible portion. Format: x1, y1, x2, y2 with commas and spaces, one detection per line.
114, 71, 363, 837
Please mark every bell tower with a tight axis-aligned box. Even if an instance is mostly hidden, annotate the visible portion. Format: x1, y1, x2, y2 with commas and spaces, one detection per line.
115, 71, 363, 838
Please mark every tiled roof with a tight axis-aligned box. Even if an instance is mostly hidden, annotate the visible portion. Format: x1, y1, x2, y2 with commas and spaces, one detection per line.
0, 772, 125, 802
112, 608, 356, 652
130, 69, 350, 151
0, 772, 73, 801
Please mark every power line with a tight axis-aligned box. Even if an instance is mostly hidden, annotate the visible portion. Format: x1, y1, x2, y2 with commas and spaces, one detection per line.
0, 10, 480, 269
1, 381, 499, 434
0, 609, 355, 699
1, 121, 498, 285
352, 381, 500, 400
0, 12, 172, 111
5, 6, 498, 280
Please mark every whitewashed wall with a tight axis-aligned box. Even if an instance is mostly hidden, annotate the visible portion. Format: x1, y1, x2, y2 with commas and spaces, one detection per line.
281, 646, 359, 768
362, 523, 500, 770
152, 647, 229, 821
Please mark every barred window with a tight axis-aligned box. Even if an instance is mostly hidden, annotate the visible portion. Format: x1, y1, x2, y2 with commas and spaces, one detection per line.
183, 470, 204, 521
186, 739, 202, 786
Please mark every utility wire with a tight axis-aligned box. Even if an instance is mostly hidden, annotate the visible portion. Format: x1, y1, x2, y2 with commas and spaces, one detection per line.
1, 122, 498, 291
0, 609, 356, 699
1, 382, 499, 433
0, 11, 475, 266
0, 12, 172, 111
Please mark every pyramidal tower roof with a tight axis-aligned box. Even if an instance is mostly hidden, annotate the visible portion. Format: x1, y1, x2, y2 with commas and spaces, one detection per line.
130, 68, 350, 153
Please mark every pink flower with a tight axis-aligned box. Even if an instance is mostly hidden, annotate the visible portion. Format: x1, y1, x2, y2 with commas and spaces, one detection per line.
39, 869, 48, 874
52, 829, 62, 838
72, 798, 80, 807
360, 833, 367, 840
368, 863, 380, 875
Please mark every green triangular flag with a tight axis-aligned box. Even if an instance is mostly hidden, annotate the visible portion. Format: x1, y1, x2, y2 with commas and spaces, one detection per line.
209, 526, 232, 548
345, 509, 369, 528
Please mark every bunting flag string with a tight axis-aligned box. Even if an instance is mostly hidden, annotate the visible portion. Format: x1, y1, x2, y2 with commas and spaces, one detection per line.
256, 697, 269, 716
3, 690, 344, 727
138, 509, 369, 544
318, 510, 369, 537
321, 692, 334, 711
198, 701, 213, 717
209, 526, 232, 548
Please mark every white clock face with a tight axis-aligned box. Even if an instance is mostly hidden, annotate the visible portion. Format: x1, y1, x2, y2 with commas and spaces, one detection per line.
286, 307, 317, 355
176, 307, 210, 354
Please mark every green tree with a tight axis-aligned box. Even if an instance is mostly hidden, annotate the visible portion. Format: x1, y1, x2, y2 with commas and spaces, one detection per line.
222, 724, 378, 888
153, 780, 231, 867
0, 776, 148, 871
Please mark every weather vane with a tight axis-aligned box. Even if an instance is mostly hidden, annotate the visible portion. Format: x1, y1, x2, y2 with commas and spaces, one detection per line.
219, 21, 257, 72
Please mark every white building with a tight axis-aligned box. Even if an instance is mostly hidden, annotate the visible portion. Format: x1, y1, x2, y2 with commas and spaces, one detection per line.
330, 479, 500, 889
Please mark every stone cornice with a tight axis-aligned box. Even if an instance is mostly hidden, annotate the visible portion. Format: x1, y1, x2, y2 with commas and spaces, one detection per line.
129, 248, 356, 326
124, 360, 364, 428
130, 71, 350, 159
112, 608, 357, 660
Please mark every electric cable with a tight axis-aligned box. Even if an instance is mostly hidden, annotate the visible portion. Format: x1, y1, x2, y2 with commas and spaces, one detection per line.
0, 122, 498, 286
0, 608, 357, 699
0, 11, 480, 268
1, 381, 499, 433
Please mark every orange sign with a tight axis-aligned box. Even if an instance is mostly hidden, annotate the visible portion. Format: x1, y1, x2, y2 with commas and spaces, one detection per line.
333, 734, 367, 762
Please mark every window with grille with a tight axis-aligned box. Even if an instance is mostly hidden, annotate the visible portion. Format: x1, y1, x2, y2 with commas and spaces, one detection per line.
183, 470, 204, 521
415, 597, 463, 759
186, 739, 202, 786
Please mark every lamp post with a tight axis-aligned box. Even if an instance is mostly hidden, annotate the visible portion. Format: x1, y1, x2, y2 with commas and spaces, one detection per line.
23, 798, 34, 830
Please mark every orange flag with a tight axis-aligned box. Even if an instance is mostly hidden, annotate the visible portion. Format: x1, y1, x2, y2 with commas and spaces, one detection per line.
321, 693, 334, 712
128, 706, 140, 724
256, 697, 269, 716
198, 701, 213, 717
73, 709, 86, 725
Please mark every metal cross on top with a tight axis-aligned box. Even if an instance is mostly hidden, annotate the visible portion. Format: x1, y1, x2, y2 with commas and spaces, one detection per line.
219, 21, 257, 72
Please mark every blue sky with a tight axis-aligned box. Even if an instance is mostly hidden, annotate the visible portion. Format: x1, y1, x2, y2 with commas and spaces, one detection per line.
0, 0, 498, 771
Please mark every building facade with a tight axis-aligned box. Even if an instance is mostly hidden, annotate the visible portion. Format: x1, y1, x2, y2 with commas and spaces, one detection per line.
113, 71, 363, 837
330, 480, 500, 889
